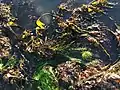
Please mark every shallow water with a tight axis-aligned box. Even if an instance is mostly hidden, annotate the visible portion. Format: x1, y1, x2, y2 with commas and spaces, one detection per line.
1, 0, 120, 27
1, 0, 92, 27
1, 0, 120, 62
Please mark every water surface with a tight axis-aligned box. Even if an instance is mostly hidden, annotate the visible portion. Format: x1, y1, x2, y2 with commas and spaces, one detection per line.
1, 0, 120, 27
1, 0, 120, 62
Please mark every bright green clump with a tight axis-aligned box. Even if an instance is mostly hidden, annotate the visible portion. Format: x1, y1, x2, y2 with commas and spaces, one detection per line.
82, 51, 92, 60
33, 66, 59, 90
